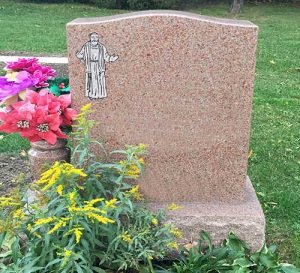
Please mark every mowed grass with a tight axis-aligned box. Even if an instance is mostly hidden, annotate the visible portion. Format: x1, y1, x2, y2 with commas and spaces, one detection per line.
0, 0, 300, 266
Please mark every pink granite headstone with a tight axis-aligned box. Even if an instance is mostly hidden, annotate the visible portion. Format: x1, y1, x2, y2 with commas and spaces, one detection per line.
67, 11, 265, 249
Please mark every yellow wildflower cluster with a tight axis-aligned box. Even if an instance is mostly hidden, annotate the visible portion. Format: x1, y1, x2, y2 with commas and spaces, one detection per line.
119, 160, 141, 178
167, 241, 179, 250
151, 218, 158, 226
34, 216, 70, 235
48, 218, 70, 234
36, 162, 87, 191
0, 196, 22, 207
125, 143, 148, 153
73, 103, 95, 132
68, 197, 116, 225
27, 224, 42, 238
64, 226, 84, 244
57, 185, 63, 195
35, 217, 56, 226
75, 103, 92, 123
57, 248, 75, 267
125, 185, 144, 201
13, 208, 26, 220
120, 231, 133, 244
170, 227, 183, 238
104, 198, 118, 209
68, 191, 77, 206
167, 203, 183, 211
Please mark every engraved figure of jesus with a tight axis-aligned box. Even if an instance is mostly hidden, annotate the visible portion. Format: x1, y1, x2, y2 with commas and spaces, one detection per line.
76, 32, 119, 99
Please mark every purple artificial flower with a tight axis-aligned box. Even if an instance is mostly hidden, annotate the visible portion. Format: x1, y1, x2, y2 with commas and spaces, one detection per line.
0, 71, 37, 101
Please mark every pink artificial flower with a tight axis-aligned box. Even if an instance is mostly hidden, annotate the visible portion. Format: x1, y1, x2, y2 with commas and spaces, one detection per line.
26, 89, 76, 126
52, 94, 77, 126
5, 58, 56, 89
5, 58, 39, 71
29, 63, 56, 88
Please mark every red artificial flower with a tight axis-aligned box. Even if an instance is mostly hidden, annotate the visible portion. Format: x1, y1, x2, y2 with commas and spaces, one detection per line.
0, 101, 36, 137
28, 107, 68, 145
0, 88, 76, 145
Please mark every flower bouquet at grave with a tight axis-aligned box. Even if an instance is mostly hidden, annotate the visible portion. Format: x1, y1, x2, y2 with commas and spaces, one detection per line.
0, 58, 76, 145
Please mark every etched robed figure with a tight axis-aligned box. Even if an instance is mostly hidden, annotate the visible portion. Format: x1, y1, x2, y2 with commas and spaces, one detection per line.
76, 32, 118, 99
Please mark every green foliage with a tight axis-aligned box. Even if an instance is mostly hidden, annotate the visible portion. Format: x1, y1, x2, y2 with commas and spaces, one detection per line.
21, 0, 181, 9
88, 0, 123, 9
0, 104, 178, 272
126, 0, 179, 10
48, 77, 70, 96
157, 231, 300, 273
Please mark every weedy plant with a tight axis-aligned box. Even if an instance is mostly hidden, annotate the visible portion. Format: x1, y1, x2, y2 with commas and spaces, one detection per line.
0, 104, 299, 273
0, 104, 179, 273
156, 231, 300, 273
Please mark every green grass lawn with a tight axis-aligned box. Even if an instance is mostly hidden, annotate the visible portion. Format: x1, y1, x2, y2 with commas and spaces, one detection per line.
0, 0, 300, 266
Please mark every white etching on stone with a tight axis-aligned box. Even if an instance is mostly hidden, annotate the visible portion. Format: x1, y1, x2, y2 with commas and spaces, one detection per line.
76, 32, 118, 99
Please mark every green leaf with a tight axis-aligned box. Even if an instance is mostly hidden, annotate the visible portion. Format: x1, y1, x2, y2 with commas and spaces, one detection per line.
226, 232, 249, 253
233, 258, 255, 268
45, 258, 62, 269
200, 230, 213, 252
75, 262, 85, 273
11, 238, 19, 265
259, 253, 278, 268
281, 264, 300, 273
92, 267, 107, 273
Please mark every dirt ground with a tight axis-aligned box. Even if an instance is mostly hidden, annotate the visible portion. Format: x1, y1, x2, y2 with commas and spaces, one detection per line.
0, 155, 33, 196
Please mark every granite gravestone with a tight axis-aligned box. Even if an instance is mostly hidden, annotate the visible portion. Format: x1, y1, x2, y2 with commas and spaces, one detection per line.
67, 11, 265, 249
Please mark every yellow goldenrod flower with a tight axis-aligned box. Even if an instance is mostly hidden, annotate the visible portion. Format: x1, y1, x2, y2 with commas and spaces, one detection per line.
27, 224, 42, 238
120, 231, 133, 243
126, 164, 140, 178
13, 208, 26, 220
48, 218, 70, 234
87, 213, 115, 224
68, 191, 77, 206
105, 198, 117, 209
57, 248, 75, 268
57, 185, 63, 195
0, 197, 22, 207
167, 241, 179, 250
138, 157, 145, 165
137, 143, 148, 152
36, 162, 87, 191
80, 103, 92, 114
125, 185, 144, 201
151, 218, 158, 226
170, 227, 183, 238
167, 203, 183, 211
73, 227, 84, 244
27, 223, 32, 231
68, 205, 104, 214
35, 217, 56, 226
84, 198, 104, 207
64, 249, 73, 258
120, 160, 141, 178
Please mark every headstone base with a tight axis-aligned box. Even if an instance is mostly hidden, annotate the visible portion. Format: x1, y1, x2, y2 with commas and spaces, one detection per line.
149, 177, 265, 251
